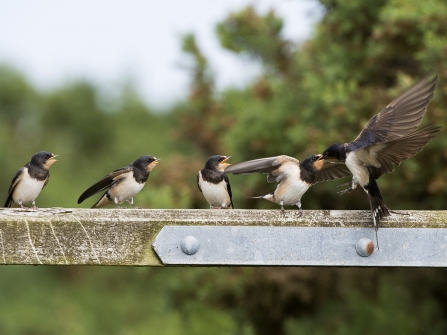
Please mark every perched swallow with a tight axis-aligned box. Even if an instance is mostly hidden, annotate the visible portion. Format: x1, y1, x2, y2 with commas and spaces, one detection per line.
197, 155, 234, 209
78, 156, 160, 208
4, 151, 58, 209
321, 73, 439, 246
225, 154, 351, 217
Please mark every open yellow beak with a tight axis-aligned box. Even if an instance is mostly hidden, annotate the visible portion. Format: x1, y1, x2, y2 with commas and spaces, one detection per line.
218, 156, 231, 170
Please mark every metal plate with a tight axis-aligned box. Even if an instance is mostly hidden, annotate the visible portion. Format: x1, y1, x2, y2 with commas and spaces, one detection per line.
152, 226, 447, 267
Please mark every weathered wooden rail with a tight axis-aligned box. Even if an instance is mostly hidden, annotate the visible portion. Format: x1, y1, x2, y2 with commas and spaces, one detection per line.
0, 208, 446, 266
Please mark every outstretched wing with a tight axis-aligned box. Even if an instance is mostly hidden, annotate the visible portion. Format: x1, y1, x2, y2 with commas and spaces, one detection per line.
312, 161, 352, 185
78, 165, 133, 204
361, 122, 440, 179
354, 73, 438, 146
4, 168, 24, 207
224, 156, 283, 175
224, 155, 300, 184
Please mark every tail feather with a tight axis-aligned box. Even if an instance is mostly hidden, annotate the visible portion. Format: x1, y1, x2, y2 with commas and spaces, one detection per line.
91, 191, 112, 208
250, 192, 275, 203
365, 175, 390, 249
4, 194, 13, 208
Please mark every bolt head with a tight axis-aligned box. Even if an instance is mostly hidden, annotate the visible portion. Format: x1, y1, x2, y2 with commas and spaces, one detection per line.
181, 236, 200, 255
356, 238, 375, 257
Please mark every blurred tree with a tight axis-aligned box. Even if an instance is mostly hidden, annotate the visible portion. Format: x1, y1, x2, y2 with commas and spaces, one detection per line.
42, 81, 113, 155
175, 33, 227, 156
216, 6, 293, 75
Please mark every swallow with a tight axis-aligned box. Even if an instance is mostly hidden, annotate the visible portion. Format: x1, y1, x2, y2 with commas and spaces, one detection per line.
197, 155, 234, 209
4, 151, 58, 209
321, 73, 439, 246
225, 154, 351, 217
78, 156, 160, 208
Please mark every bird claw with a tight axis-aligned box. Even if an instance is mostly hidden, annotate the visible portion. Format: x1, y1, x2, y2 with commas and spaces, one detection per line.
337, 182, 352, 188
280, 207, 286, 218
296, 209, 303, 218
336, 182, 353, 195
337, 188, 352, 196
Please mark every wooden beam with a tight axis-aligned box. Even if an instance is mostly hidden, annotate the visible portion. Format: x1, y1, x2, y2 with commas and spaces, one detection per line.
0, 208, 445, 266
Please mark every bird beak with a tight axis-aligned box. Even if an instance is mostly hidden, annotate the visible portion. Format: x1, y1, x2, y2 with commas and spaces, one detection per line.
219, 156, 232, 170
44, 154, 58, 168
316, 154, 325, 161
147, 158, 161, 172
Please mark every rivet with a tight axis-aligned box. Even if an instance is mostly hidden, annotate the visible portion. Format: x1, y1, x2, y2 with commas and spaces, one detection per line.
181, 236, 200, 255
356, 238, 375, 257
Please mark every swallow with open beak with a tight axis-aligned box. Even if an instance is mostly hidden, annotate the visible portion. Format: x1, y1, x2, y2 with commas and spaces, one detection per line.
197, 155, 234, 209
4, 151, 58, 209
78, 155, 160, 208
321, 73, 439, 246
225, 154, 351, 217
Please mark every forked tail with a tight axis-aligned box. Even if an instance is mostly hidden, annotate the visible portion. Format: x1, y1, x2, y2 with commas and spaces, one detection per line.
365, 174, 390, 249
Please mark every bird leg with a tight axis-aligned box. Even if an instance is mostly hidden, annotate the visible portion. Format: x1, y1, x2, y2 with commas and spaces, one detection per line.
295, 201, 303, 218
280, 201, 286, 218
128, 198, 142, 209
31, 200, 38, 210
114, 198, 123, 209
18, 200, 31, 211
337, 187, 352, 196
337, 178, 358, 195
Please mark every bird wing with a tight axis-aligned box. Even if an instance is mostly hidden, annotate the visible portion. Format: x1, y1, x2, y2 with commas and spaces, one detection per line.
357, 122, 440, 179
197, 172, 202, 193
312, 161, 352, 185
266, 158, 301, 183
42, 173, 51, 189
4, 167, 24, 207
224, 156, 283, 174
224, 155, 300, 183
354, 73, 438, 146
224, 174, 234, 209
77, 165, 133, 204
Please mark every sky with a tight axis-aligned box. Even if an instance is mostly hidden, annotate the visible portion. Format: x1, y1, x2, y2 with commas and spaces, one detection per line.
0, 0, 322, 109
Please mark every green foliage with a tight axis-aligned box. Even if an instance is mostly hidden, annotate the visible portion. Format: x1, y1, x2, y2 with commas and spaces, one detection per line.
285, 273, 447, 335
216, 6, 291, 74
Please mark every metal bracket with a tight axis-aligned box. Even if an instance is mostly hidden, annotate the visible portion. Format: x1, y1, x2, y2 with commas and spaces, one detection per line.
152, 226, 447, 267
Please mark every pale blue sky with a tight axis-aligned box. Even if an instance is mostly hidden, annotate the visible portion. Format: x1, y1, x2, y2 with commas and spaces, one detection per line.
0, 0, 321, 108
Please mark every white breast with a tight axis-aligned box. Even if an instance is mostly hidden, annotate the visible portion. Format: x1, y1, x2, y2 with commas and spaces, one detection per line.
109, 172, 146, 204
273, 162, 309, 205
12, 168, 46, 205
345, 152, 370, 187
199, 174, 231, 208
275, 178, 310, 206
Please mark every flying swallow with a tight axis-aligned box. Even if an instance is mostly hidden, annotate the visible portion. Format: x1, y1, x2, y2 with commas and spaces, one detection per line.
197, 155, 234, 209
225, 154, 351, 216
321, 73, 439, 246
4, 151, 58, 209
78, 155, 160, 208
